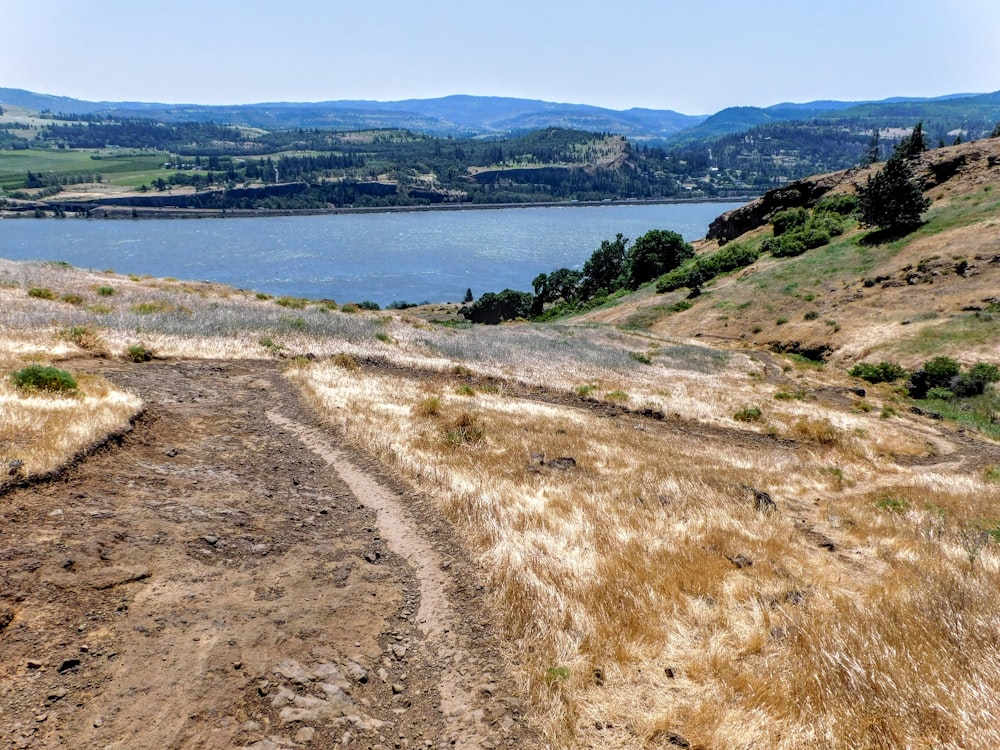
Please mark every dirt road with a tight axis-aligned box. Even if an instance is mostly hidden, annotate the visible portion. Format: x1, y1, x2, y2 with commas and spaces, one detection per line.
0, 360, 533, 750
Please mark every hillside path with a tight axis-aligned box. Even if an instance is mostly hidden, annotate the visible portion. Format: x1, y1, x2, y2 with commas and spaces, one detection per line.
0, 359, 532, 750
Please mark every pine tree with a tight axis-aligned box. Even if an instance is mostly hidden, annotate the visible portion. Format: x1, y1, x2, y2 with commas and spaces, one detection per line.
860, 130, 881, 166
857, 152, 929, 231
893, 121, 927, 161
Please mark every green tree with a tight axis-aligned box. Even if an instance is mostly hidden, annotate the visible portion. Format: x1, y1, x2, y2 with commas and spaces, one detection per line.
623, 229, 694, 289
893, 121, 927, 160
857, 152, 929, 231
463, 288, 474, 303
860, 129, 881, 166
461, 289, 533, 324
991, 122, 1000, 138
581, 233, 628, 298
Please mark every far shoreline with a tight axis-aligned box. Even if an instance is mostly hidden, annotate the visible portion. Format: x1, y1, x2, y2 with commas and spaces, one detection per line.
1, 195, 750, 221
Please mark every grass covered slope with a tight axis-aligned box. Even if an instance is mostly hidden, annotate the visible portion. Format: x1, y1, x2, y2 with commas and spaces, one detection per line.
583, 138, 1000, 372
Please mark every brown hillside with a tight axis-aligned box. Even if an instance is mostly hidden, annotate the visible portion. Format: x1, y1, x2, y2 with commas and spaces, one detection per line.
582, 138, 1000, 367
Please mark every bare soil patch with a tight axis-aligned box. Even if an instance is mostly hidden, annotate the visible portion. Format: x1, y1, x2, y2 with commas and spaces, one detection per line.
0, 359, 533, 749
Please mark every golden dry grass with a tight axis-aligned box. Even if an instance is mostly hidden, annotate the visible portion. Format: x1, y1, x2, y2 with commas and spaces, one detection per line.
0, 366, 142, 486
292, 361, 1000, 749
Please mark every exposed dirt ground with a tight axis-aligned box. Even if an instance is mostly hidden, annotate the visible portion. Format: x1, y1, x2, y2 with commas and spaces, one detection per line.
0, 359, 535, 750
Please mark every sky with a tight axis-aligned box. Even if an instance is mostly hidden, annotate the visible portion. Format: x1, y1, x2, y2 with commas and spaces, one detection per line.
5, 0, 999, 114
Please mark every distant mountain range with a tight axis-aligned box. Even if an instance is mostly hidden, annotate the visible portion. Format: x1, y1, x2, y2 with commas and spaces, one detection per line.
2, 87, 997, 144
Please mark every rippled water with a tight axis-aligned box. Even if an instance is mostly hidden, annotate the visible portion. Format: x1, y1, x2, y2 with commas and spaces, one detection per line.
0, 202, 741, 305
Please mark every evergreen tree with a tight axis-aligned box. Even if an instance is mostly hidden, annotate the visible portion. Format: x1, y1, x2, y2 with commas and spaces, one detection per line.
991, 122, 1000, 138
893, 121, 927, 160
857, 152, 929, 231
860, 129, 881, 166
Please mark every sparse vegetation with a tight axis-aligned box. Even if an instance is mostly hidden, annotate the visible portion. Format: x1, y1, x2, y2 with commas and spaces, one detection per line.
11, 364, 78, 393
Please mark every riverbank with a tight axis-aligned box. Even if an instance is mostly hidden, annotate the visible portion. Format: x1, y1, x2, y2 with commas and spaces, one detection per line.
1, 195, 750, 220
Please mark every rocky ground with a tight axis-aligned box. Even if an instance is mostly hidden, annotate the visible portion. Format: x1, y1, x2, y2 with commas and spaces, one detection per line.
0, 359, 535, 750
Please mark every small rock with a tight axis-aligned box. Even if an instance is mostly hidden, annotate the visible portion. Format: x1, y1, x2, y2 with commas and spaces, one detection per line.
26, 659, 43, 670
344, 660, 368, 684
664, 666, 676, 679
58, 658, 81, 673
378, 667, 389, 683
164, 448, 178, 457
391, 683, 405, 695
294, 726, 316, 743
548, 456, 576, 471
364, 551, 381, 564
202, 535, 220, 546
751, 488, 777, 514
93, 717, 103, 728
726, 553, 753, 569
391, 644, 408, 660
592, 668, 604, 686
47, 688, 67, 702
35, 713, 47, 722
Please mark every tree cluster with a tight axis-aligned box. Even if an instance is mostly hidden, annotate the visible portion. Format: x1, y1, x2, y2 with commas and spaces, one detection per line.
462, 229, 694, 324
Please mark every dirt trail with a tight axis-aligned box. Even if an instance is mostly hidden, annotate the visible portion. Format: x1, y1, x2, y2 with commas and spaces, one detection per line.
0, 360, 532, 750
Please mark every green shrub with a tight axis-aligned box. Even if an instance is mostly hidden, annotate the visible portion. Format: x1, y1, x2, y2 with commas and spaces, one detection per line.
804, 311, 820, 321
60, 293, 84, 305
926, 387, 955, 401
771, 207, 808, 237
356, 300, 380, 310
953, 362, 1000, 397
734, 406, 763, 422
96, 285, 115, 297
908, 356, 961, 399
11, 364, 78, 393
28, 287, 56, 300
629, 351, 653, 365
125, 344, 154, 362
276, 296, 307, 309
814, 194, 858, 216
849, 361, 908, 384
656, 242, 761, 293
875, 495, 910, 513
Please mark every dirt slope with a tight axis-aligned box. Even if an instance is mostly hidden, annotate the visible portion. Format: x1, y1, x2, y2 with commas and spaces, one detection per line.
0, 359, 533, 750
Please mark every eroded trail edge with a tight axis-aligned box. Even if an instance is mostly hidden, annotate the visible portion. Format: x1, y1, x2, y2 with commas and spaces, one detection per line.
267, 410, 497, 750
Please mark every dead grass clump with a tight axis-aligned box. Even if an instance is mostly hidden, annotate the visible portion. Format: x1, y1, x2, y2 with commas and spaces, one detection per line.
332, 353, 359, 370
59, 325, 109, 357
791, 416, 840, 445
445, 411, 485, 446
413, 395, 441, 417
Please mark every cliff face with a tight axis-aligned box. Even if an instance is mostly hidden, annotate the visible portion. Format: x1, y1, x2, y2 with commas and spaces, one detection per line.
706, 171, 856, 243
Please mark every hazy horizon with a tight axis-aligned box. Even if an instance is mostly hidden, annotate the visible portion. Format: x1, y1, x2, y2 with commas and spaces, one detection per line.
3, 0, 997, 115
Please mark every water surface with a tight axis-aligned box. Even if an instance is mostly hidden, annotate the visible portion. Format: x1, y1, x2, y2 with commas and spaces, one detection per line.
0, 203, 741, 305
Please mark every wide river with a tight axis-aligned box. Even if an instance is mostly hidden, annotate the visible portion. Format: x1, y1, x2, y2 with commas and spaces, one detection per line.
0, 202, 741, 305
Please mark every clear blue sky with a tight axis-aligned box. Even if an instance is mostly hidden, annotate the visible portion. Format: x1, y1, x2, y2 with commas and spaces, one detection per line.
5, 0, 998, 114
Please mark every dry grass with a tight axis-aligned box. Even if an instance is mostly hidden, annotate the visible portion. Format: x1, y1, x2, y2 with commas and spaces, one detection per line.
292, 361, 1000, 749
0, 366, 142, 486
3, 254, 1000, 747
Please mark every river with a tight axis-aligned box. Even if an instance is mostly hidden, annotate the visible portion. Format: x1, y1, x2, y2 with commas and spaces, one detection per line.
0, 202, 741, 305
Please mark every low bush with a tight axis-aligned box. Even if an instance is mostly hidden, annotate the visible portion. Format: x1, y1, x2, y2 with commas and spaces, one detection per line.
11, 364, 78, 393
60, 293, 84, 305
125, 343, 154, 362
849, 361, 909, 384
413, 396, 441, 417
814, 194, 859, 216
733, 406, 763, 422
656, 242, 761, 293
28, 287, 56, 299
96, 285, 115, 296
771, 207, 808, 237
446, 412, 485, 445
